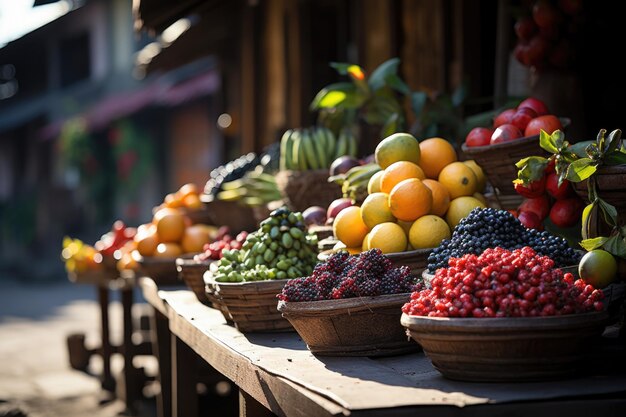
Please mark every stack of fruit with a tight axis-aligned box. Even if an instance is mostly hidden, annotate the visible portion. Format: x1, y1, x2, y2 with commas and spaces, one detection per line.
211, 208, 318, 282
156, 183, 204, 211
213, 168, 280, 206
133, 207, 216, 260
332, 133, 488, 254
94, 221, 136, 260
194, 228, 248, 261
280, 127, 357, 171
465, 97, 562, 146
513, 159, 584, 230
61, 237, 103, 274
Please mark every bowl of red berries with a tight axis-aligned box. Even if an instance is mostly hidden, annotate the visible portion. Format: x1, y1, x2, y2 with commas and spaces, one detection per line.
278, 249, 424, 357
401, 246, 608, 382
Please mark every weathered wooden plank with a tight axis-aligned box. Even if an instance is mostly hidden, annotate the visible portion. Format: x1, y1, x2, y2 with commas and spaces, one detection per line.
172, 334, 199, 417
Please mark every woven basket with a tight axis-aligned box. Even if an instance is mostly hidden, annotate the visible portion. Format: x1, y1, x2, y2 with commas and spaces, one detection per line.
462, 118, 570, 197
275, 170, 342, 212
318, 247, 432, 278
278, 293, 418, 357
199, 198, 258, 233
204, 271, 234, 324
206, 275, 293, 333
179, 206, 213, 225
176, 256, 215, 305
133, 253, 179, 286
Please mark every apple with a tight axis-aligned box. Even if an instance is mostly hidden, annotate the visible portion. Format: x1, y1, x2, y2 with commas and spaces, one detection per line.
518, 97, 549, 116
515, 17, 537, 41
491, 124, 523, 144
327, 198, 354, 220
465, 127, 493, 147
514, 42, 530, 67
549, 197, 584, 228
525, 35, 550, 67
511, 107, 538, 131
524, 115, 563, 137
545, 172, 573, 200
302, 206, 327, 226
329, 156, 360, 176
533, 1, 562, 28
493, 109, 516, 128
519, 195, 551, 220
518, 211, 544, 231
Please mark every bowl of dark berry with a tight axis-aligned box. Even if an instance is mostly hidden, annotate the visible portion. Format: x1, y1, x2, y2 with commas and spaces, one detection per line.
402, 246, 608, 382
277, 249, 423, 357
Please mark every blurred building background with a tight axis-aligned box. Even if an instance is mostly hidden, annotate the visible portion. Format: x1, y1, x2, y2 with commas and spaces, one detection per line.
1, 0, 624, 280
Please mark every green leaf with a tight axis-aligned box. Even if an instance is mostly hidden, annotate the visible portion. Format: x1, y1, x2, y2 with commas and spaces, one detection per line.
580, 236, 609, 251
598, 198, 618, 226
603, 235, 626, 259
385, 73, 411, 95
381, 113, 401, 138
411, 91, 428, 117
329, 62, 354, 75
552, 130, 566, 149
596, 128, 607, 153
569, 141, 594, 158
309, 82, 365, 110
565, 158, 597, 182
581, 201, 596, 240
605, 129, 622, 154
540, 130, 559, 154
368, 58, 401, 91
516, 156, 549, 183
604, 151, 626, 165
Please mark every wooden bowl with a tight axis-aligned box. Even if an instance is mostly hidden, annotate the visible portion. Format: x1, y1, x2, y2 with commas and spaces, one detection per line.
462, 118, 570, 197
318, 248, 432, 277
401, 311, 608, 382
278, 293, 418, 357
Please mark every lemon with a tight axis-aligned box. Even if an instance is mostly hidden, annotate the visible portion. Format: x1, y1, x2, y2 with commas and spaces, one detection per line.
445, 196, 486, 229
409, 215, 451, 249
367, 170, 384, 194
367, 222, 407, 254
360, 192, 396, 229
375, 133, 420, 169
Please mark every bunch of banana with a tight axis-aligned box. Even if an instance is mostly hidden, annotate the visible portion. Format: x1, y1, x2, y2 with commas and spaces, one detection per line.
217, 167, 281, 206
280, 127, 358, 171
329, 163, 381, 202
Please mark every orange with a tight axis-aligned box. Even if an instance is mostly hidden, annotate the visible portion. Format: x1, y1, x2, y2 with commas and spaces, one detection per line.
463, 160, 487, 193
375, 132, 421, 169
367, 222, 407, 254
135, 224, 158, 257
380, 161, 425, 194
183, 193, 202, 210
362, 233, 370, 252
333, 206, 368, 248
422, 179, 451, 217
438, 162, 477, 199
409, 215, 450, 249
360, 192, 396, 229
154, 208, 186, 243
418, 137, 458, 179
176, 183, 199, 199
388, 178, 432, 222
154, 242, 183, 258
164, 193, 183, 208
445, 196, 486, 229
181, 225, 211, 253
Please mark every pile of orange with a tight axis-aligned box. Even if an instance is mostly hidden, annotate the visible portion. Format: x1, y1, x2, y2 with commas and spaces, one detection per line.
333, 134, 488, 254
158, 183, 203, 211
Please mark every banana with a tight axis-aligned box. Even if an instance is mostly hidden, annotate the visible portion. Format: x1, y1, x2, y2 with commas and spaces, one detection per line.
321, 127, 336, 162
335, 130, 349, 159
312, 127, 329, 168
290, 130, 302, 170
280, 129, 293, 171
292, 130, 308, 171
217, 190, 245, 201
301, 129, 320, 170
345, 164, 381, 184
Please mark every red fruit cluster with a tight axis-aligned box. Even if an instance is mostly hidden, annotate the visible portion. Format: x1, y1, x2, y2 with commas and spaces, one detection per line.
195, 229, 248, 261
514, 0, 583, 71
514, 159, 584, 230
402, 247, 603, 318
464, 97, 562, 147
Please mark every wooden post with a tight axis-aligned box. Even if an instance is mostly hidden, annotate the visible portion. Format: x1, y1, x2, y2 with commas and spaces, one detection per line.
239, 389, 276, 417
150, 308, 172, 417
97, 285, 115, 392
494, 0, 511, 107
241, 2, 257, 153
121, 286, 138, 414
171, 335, 198, 417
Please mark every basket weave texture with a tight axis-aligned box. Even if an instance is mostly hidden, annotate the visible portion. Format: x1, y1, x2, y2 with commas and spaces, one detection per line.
278, 293, 418, 356
176, 256, 214, 305
275, 170, 342, 212
206, 275, 293, 333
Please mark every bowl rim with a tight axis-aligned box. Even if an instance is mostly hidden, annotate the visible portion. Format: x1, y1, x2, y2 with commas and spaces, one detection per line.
278, 293, 411, 315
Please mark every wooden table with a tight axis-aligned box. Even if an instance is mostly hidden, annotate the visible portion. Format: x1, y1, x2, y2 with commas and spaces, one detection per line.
140, 279, 626, 417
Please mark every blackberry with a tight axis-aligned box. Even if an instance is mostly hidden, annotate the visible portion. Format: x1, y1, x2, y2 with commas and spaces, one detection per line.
426, 208, 580, 272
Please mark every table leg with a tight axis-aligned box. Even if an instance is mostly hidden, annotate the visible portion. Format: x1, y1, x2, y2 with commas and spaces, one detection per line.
172, 335, 198, 417
121, 286, 139, 414
98, 285, 115, 392
150, 308, 172, 417
239, 389, 276, 417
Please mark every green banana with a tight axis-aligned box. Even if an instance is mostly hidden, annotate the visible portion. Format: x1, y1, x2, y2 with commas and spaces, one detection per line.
345, 164, 381, 185
301, 129, 320, 169
312, 127, 329, 168
320, 127, 336, 162
293, 130, 308, 170
335, 130, 349, 159
280, 129, 293, 171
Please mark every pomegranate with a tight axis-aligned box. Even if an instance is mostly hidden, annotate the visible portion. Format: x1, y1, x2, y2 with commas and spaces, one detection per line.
519, 195, 551, 220
465, 127, 493, 147
491, 124, 523, 144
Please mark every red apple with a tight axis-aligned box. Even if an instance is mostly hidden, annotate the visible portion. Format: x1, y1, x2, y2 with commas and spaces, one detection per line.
533, 1, 562, 28
493, 109, 516, 128
514, 42, 531, 67
518, 97, 549, 116
327, 198, 354, 220
514, 177, 546, 199
465, 127, 493, 147
550, 198, 584, 228
518, 211, 544, 231
515, 17, 537, 41
525, 35, 550, 67
545, 172, 573, 200
524, 115, 563, 137
519, 195, 551, 220
491, 124, 523, 144
511, 107, 538, 132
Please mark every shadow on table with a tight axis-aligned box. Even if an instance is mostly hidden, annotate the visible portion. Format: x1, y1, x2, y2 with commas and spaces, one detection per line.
243, 331, 309, 351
